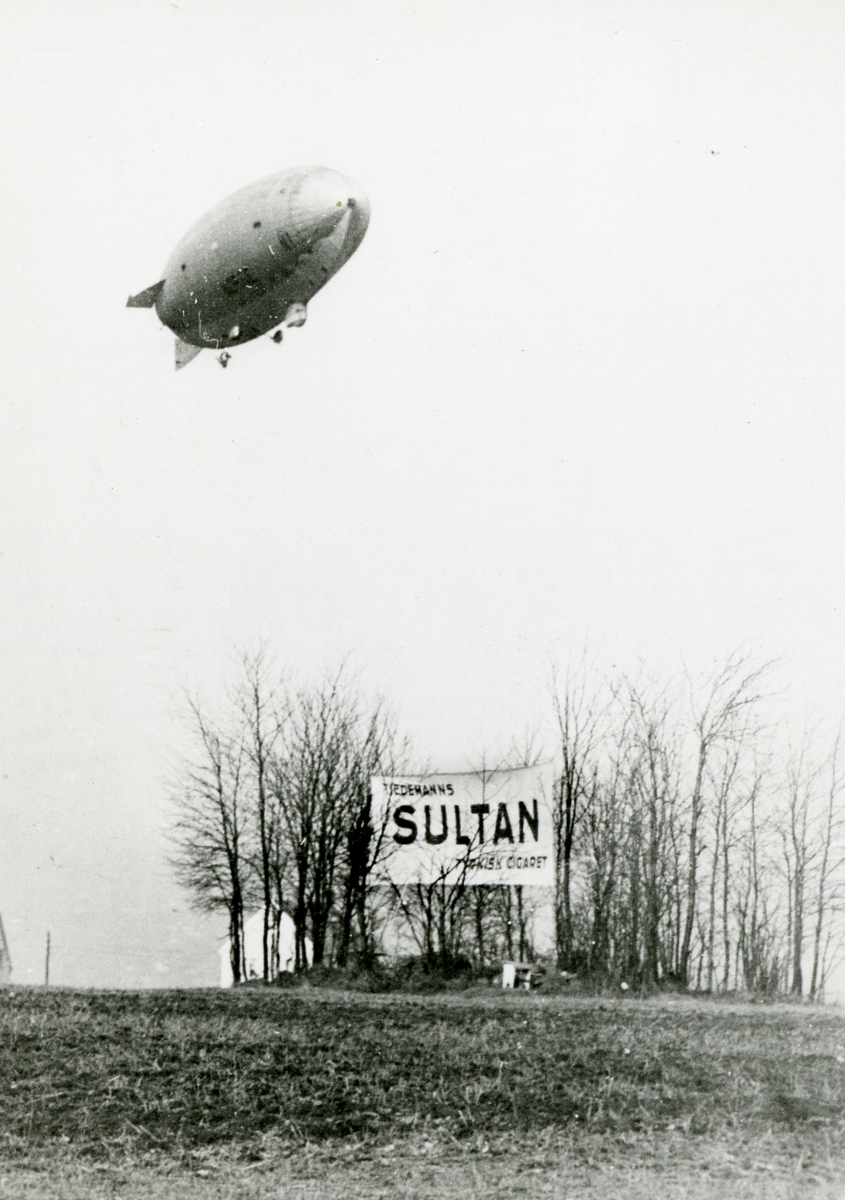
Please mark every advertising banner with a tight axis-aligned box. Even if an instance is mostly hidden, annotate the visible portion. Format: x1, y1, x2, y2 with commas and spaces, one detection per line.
372, 763, 556, 887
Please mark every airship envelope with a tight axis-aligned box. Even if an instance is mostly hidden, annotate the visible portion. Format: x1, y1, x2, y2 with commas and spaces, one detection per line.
127, 167, 370, 369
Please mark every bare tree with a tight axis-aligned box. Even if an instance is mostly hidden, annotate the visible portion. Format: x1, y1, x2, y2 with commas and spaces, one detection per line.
170, 697, 252, 984
677, 652, 772, 984
549, 656, 605, 970
389, 855, 474, 969
235, 647, 284, 980
777, 726, 845, 998
781, 733, 822, 995
620, 679, 682, 985
271, 665, 409, 969
703, 743, 746, 991
580, 773, 624, 976
273, 670, 349, 966
334, 701, 411, 968
809, 733, 845, 998
734, 768, 785, 993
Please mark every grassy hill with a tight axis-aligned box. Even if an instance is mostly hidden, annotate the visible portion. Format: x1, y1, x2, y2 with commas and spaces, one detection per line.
0, 985, 843, 1197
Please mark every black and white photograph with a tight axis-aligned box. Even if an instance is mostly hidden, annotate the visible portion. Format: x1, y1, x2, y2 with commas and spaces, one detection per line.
2, 2, 845, 1196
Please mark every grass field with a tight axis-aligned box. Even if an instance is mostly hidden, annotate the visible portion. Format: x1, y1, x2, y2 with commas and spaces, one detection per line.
0, 985, 844, 1197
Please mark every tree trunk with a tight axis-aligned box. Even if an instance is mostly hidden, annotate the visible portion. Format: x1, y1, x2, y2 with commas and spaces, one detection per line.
679, 741, 706, 984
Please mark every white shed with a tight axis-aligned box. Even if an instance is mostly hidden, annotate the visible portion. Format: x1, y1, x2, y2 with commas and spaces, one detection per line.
219, 910, 310, 987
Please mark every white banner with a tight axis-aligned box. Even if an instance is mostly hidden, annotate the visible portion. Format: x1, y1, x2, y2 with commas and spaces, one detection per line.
372, 763, 556, 886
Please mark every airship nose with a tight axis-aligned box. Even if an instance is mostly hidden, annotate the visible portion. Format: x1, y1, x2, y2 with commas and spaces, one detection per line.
291, 168, 369, 245
344, 184, 371, 237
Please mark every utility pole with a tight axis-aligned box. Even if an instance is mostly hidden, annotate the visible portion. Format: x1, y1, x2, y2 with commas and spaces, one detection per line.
44, 930, 50, 987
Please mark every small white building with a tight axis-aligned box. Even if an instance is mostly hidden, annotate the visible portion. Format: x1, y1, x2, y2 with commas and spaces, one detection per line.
219, 910, 310, 988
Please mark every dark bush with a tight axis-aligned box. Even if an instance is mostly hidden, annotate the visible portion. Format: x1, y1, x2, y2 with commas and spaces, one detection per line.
265, 955, 497, 994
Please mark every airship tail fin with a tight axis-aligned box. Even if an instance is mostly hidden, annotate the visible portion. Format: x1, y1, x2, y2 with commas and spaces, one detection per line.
175, 339, 203, 370
126, 280, 165, 308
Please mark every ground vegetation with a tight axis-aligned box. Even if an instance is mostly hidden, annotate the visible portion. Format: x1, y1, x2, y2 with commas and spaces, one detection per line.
0, 987, 843, 1197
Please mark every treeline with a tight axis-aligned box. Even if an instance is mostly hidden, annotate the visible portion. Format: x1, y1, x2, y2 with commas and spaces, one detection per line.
170, 653, 409, 983
551, 654, 845, 998
170, 649, 845, 996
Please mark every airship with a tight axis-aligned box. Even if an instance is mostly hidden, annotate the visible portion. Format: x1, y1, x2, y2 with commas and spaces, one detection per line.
127, 166, 370, 369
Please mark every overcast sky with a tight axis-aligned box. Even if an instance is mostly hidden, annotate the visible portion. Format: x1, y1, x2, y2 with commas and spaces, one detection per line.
2, 1, 845, 987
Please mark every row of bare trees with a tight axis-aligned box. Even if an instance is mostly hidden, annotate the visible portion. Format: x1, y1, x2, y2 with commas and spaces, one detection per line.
171, 648, 845, 996
551, 652, 845, 996
170, 651, 408, 984
390, 877, 538, 970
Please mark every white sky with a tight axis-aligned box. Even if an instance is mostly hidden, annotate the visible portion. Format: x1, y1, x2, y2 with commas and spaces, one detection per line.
2, 0, 845, 986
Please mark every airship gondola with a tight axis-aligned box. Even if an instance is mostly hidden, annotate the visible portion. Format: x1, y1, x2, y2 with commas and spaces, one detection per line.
128, 166, 370, 369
